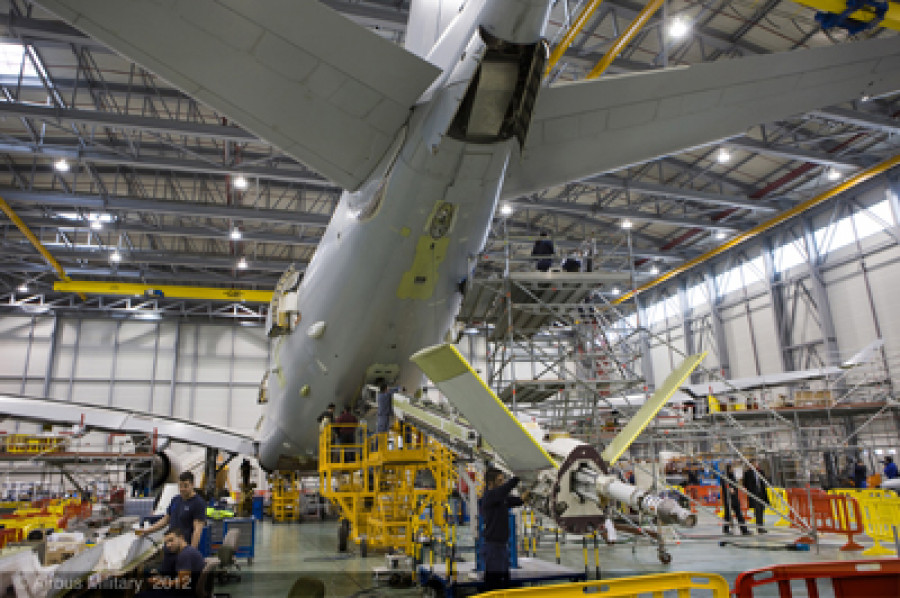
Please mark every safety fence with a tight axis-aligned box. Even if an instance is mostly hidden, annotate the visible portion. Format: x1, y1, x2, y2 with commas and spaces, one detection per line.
784, 488, 865, 551
733, 559, 900, 597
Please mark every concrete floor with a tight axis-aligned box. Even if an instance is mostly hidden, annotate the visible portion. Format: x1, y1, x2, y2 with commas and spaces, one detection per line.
215, 511, 895, 597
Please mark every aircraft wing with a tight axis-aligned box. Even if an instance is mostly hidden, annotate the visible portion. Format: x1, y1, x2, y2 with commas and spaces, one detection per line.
502, 37, 900, 198
34, 0, 440, 191
410, 343, 556, 477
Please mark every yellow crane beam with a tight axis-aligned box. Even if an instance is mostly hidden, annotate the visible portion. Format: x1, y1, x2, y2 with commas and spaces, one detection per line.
586, 0, 665, 80
0, 196, 86, 301
53, 281, 272, 303
792, 0, 900, 32
545, 0, 606, 78
614, 153, 900, 306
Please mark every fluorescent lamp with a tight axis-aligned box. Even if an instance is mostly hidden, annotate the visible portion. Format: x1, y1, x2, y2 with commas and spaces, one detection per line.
827, 168, 841, 182
237, 257, 248, 269
17, 284, 28, 293
717, 148, 731, 164
611, 287, 621, 296
500, 203, 514, 217
230, 227, 242, 241
233, 175, 249, 190
621, 219, 633, 230
715, 230, 726, 240
110, 250, 122, 263
90, 220, 102, 231
54, 159, 70, 173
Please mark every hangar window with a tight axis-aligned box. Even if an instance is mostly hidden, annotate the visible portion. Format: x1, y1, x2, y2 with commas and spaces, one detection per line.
774, 240, 806, 273
852, 200, 893, 240
0, 44, 37, 78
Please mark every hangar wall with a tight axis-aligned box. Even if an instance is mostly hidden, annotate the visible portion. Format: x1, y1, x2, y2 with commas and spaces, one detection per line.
0, 317, 269, 434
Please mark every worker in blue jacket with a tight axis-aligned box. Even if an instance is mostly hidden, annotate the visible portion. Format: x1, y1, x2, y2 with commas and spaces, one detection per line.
884, 455, 898, 480
479, 468, 529, 592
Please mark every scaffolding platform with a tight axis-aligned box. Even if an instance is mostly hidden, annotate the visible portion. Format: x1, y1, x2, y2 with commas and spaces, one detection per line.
705, 400, 898, 421
497, 380, 567, 405
418, 557, 585, 597
458, 271, 626, 341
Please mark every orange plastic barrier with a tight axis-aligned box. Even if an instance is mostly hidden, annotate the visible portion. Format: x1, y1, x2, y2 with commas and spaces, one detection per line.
785, 488, 864, 551
684, 485, 720, 513
733, 559, 900, 597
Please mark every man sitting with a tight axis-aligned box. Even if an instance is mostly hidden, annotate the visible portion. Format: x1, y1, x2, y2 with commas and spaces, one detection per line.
137, 528, 205, 596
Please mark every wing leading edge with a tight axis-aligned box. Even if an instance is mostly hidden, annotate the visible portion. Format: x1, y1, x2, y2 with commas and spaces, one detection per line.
35, 0, 440, 191
503, 37, 900, 198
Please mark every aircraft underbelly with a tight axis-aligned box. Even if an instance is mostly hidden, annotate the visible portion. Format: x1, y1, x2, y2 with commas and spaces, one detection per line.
258, 138, 513, 468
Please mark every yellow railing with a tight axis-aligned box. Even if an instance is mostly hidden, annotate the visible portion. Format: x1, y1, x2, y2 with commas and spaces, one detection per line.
479, 572, 730, 597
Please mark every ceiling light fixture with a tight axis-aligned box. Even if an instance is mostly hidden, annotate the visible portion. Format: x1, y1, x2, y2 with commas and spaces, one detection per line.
717, 148, 731, 164
233, 175, 249, 190
54, 158, 70, 173
649, 265, 659, 275
110, 250, 122, 263
668, 17, 690, 39
621, 219, 633, 230
611, 287, 621, 296
237, 257, 248, 270
230, 227, 242, 241
17, 283, 28, 293
715, 230, 726, 240
500, 203, 514, 217
90, 220, 103, 231
827, 168, 841, 182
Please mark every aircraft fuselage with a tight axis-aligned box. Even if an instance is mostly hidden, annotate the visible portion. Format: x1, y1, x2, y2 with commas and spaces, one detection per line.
258, 0, 553, 469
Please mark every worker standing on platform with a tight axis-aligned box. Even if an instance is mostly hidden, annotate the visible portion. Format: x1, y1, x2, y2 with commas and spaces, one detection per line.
479, 468, 529, 592
531, 231, 554, 272
335, 405, 359, 462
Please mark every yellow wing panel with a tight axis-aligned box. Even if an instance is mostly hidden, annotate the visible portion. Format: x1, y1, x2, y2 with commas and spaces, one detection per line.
601, 352, 707, 466
411, 344, 556, 474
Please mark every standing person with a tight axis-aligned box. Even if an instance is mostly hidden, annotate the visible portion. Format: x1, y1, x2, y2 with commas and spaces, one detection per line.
719, 464, 749, 536
531, 231, 554, 272
742, 460, 769, 533
479, 468, 529, 592
137, 472, 206, 549
334, 406, 359, 462
883, 455, 898, 480
376, 383, 394, 434
853, 458, 868, 489
136, 528, 206, 597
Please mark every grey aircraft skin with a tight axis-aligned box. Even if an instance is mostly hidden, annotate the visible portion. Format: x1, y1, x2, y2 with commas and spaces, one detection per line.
30, 0, 900, 473
258, 1, 553, 469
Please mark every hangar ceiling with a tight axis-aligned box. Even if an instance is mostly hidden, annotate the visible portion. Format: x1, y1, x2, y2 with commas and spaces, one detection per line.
0, 0, 897, 319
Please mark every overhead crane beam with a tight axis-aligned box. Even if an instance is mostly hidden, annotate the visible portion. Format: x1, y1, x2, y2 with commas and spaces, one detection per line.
791, 0, 900, 31
0, 195, 86, 300
614, 152, 900, 305
545, 0, 607, 78
53, 281, 272, 303
586, 0, 665, 80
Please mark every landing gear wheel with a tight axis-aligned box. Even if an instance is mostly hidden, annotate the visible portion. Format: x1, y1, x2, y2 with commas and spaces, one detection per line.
658, 550, 672, 564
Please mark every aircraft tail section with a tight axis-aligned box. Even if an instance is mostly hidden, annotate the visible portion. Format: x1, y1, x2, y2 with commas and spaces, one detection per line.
405, 0, 468, 59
